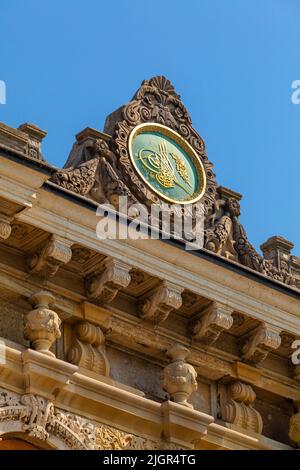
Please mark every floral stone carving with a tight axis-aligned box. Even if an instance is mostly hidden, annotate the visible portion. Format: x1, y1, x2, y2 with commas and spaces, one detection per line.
0, 389, 95, 449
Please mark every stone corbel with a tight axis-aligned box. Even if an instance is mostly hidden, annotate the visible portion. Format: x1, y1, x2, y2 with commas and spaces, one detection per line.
241, 323, 282, 364
0, 213, 13, 240
85, 258, 132, 303
190, 301, 234, 345
27, 234, 73, 278
67, 321, 110, 377
219, 380, 263, 434
289, 401, 300, 447
139, 281, 183, 323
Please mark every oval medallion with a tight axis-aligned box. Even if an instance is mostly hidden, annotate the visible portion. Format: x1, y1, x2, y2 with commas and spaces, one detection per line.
128, 123, 206, 204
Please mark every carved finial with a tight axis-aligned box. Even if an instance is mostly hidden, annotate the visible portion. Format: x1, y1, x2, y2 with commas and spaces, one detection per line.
162, 344, 197, 408
68, 321, 109, 377
18, 122, 47, 161
220, 381, 263, 434
23, 291, 61, 357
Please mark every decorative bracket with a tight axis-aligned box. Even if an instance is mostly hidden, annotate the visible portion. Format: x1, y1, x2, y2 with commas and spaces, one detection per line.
241, 323, 282, 364
140, 281, 183, 323
27, 234, 73, 278
219, 380, 263, 434
68, 321, 110, 377
190, 301, 234, 345
85, 258, 132, 303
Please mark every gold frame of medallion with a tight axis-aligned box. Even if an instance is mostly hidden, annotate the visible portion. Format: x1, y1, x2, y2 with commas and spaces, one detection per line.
128, 123, 207, 205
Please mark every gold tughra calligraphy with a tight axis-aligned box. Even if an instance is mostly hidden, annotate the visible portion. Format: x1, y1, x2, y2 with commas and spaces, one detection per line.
138, 141, 193, 195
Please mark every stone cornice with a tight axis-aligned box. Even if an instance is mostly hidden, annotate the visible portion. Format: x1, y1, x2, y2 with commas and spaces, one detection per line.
13, 201, 300, 334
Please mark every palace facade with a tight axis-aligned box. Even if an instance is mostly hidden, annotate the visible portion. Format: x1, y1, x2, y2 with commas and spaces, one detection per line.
0, 77, 299, 450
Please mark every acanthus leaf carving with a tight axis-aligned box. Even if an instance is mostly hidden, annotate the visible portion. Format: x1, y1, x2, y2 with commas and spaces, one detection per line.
205, 187, 300, 290
0, 388, 184, 450
50, 130, 135, 207
96, 425, 184, 450
85, 258, 132, 303
190, 301, 234, 345
241, 323, 282, 364
0, 389, 96, 449
140, 280, 183, 323
51, 157, 99, 196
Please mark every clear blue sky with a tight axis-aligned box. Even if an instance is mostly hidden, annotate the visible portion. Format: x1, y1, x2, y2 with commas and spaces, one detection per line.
1, 0, 299, 255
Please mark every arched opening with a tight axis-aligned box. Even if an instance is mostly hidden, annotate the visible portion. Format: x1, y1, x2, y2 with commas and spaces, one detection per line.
0, 438, 40, 450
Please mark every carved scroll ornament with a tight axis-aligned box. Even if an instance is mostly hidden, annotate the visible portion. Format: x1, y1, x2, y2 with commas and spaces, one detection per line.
220, 381, 263, 434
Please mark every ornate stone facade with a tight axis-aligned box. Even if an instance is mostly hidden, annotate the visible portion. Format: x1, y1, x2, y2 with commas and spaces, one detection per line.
0, 76, 299, 451
48, 77, 300, 289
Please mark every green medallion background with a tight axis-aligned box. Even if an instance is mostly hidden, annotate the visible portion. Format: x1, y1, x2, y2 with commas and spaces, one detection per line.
131, 130, 199, 203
